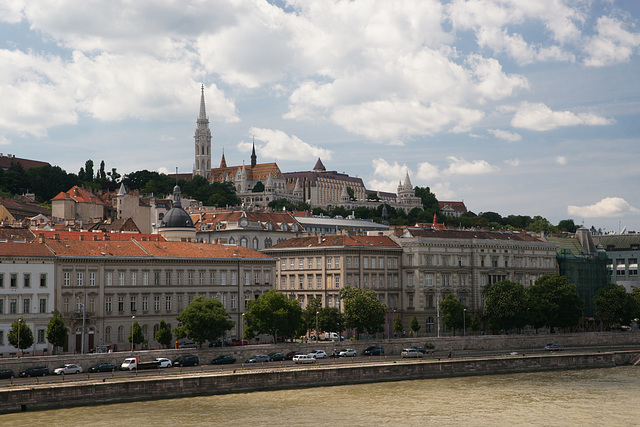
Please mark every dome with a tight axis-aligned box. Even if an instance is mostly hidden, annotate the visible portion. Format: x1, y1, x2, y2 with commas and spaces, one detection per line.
160, 207, 194, 228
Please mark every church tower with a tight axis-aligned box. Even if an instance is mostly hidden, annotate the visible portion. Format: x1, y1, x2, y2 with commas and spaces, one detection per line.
193, 85, 212, 179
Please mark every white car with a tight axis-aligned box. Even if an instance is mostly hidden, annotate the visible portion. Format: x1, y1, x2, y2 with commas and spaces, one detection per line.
156, 357, 172, 368
401, 348, 423, 358
308, 350, 328, 359
293, 354, 317, 364
54, 364, 83, 375
339, 349, 357, 357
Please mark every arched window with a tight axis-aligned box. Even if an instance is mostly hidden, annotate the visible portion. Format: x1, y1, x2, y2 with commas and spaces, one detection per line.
264, 238, 272, 248
240, 237, 248, 247
105, 326, 111, 343
229, 237, 235, 244
252, 237, 259, 250
426, 316, 435, 334
117, 326, 124, 342
153, 324, 159, 340
142, 324, 148, 341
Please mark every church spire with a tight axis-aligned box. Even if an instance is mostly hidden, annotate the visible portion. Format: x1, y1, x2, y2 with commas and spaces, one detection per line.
193, 84, 212, 179
251, 140, 257, 168
199, 84, 207, 120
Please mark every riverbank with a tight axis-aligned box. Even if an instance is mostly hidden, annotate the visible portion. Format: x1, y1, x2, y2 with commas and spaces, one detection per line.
1, 350, 637, 414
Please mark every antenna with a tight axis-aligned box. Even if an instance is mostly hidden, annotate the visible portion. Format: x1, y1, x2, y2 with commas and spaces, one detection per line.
175, 167, 178, 185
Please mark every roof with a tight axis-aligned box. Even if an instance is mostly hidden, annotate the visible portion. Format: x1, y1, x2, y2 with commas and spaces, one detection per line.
266, 234, 400, 250
545, 236, 588, 257
210, 162, 283, 183
0, 154, 49, 171
438, 201, 467, 212
0, 197, 51, 217
194, 210, 304, 232
401, 228, 545, 242
51, 186, 104, 205
592, 234, 640, 250
0, 241, 54, 257
282, 170, 366, 187
32, 230, 163, 242
0, 226, 34, 241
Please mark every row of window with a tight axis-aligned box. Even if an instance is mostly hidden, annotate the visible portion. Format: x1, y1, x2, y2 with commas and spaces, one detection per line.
0, 272, 48, 288
0, 297, 48, 314
281, 256, 399, 271
609, 258, 639, 276
405, 253, 553, 269
62, 270, 271, 287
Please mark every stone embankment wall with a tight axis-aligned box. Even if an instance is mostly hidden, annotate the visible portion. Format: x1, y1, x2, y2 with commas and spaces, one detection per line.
0, 350, 637, 414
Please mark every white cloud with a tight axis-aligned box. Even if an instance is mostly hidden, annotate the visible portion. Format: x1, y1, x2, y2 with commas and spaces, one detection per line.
246, 127, 332, 162
555, 156, 567, 165
371, 158, 410, 180
511, 102, 614, 131
584, 16, 640, 67
504, 158, 520, 166
431, 182, 455, 200
488, 128, 521, 142
367, 179, 400, 194
0, 0, 25, 24
416, 161, 440, 180
568, 197, 640, 218
443, 156, 498, 175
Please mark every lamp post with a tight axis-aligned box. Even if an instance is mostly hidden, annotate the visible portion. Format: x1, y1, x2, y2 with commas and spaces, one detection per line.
130, 315, 135, 352
76, 294, 86, 355
463, 308, 467, 337
17, 318, 22, 358
315, 311, 319, 342
241, 313, 245, 346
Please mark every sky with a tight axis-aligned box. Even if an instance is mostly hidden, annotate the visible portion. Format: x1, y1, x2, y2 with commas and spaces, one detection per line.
1, 0, 639, 233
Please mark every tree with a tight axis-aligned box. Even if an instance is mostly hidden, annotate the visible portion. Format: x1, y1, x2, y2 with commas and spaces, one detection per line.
410, 316, 421, 337
244, 290, 302, 342
346, 186, 355, 200
302, 296, 323, 338
340, 286, 387, 337
128, 320, 145, 350
483, 280, 528, 333
318, 306, 345, 338
440, 294, 466, 336
393, 316, 403, 336
155, 320, 173, 349
414, 186, 439, 211
594, 283, 634, 328
252, 181, 265, 192
470, 314, 481, 332
46, 309, 68, 353
8, 317, 33, 355
557, 219, 578, 233
176, 296, 235, 346
527, 274, 584, 332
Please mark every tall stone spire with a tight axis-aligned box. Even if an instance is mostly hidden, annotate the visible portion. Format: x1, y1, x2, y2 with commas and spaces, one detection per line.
251, 141, 257, 168
193, 84, 212, 179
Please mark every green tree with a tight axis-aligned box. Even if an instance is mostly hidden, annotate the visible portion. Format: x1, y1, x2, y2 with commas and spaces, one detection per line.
470, 314, 481, 332
414, 186, 439, 211
302, 296, 323, 338
244, 290, 302, 342
46, 309, 68, 353
630, 287, 640, 321
318, 306, 345, 338
252, 181, 265, 192
410, 315, 421, 337
483, 280, 528, 333
594, 283, 634, 328
440, 294, 466, 336
128, 320, 145, 350
557, 219, 578, 233
155, 319, 173, 349
8, 317, 33, 355
340, 286, 387, 337
527, 274, 584, 331
346, 186, 355, 200
393, 316, 403, 336
176, 297, 235, 346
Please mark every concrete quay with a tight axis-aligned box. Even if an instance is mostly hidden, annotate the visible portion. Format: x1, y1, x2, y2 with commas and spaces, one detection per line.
0, 349, 637, 414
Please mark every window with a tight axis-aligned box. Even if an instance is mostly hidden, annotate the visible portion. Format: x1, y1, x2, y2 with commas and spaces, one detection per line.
407, 254, 413, 266
23, 298, 30, 314
427, 293, 434, 308
105, 326, 111, 342
142, 296, 148, 311
177, 271, 182, 285
317, 276, 322, 289
131, 296, 137, 312
327, 258, 332, 269
143, 272, 149, 286
254, 272, 260, 284
308, 258, 313, 269
363, 275, 369, 288
0, 331, 3, 345
165, 296, 172, 311
379, 258, 383, 269
281, 260, 286, 270
118, 326, 124, 343
77, 272, 83, 287
316, 257, 322, 269
89, 272, 95, 286
106, 271, 112, 286
37, 273, 45, 287
188, 271, 194, 285
154, 271, 160, 286
0, 299, 3, 314
89, 297, 95, 312
335, 258, 340, 269
629, 258, 638, 276
290, 259, 295, 270
299, 259, 304, 269
63, 297, 69, 313
265, 272, 270, 284
118, 297, 124, 312
39, 298, 47, 313
408, 273, 414, 287
37, 329, 45, 344
106, 297, 112, 313
154, 296, 160, 311
245, 272, 249, 286
24, 273, 31, 288
0, 273, 3, 287
616, 259, 625, 276
299, 276, 304, 289
9, 299, 17, 314
199, 271, 204, 285
166, 271, 172, 285
425, 274, 434, 288
119, 272, 125, 286
231, 294, 237, 309
335, 275, 340, 288
231, 272, 237, 286
221, 272, 227, 286
363, 258, 368, 269
131, 272, 137, 286
347, 257, 351, 269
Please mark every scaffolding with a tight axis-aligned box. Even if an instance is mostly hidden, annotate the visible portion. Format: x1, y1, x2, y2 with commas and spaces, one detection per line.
556, 248, 609, 318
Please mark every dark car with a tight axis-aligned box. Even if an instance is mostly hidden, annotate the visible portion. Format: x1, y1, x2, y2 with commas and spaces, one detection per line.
19, 366, 49, 377
285, 351, 304, 360
268, 352, 286, 362
211, 355, 236, 365
363, 346, 385, 356
0, 369, 15, 379
544, 343, 564, 351
88, 362, 117, 373
245, 354, 270, 363
410, 346, 427, 354
173, 355, 199, 367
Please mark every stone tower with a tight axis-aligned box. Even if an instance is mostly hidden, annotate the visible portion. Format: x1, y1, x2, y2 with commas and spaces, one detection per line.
193, 85, 211, 179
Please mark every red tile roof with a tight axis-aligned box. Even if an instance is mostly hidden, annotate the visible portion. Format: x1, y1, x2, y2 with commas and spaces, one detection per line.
0, 241, 54, 257
33, 230, 163, 242
267, 234, 400, 249
438, 201, 467, 212
51, 186, 104, 205
194, 210, 304, 232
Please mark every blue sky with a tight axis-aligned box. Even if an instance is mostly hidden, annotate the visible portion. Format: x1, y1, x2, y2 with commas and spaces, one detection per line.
1, 0, 639, 233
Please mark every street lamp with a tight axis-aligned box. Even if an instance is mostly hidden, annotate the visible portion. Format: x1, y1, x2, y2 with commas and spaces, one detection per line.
241, 313, 245, 346
463, 308, 467, 337
130, 315, 135, 352
315, 311, 319, 342
76, 294, 86, 355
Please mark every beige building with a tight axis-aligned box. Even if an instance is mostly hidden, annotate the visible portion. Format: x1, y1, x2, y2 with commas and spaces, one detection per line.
263, 234, 403, 315
392, 227, 557, 334
46, 238, 275, 352
51, 186, 105, 222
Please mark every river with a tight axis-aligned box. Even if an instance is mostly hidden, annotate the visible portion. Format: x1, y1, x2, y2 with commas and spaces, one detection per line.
2, 366, 638, 426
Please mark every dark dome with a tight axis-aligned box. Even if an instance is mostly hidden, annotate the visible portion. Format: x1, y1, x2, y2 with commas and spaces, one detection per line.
160, 207, 194, 228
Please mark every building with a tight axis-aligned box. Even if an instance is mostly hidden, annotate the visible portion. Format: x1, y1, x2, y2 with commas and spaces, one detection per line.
46, 238, 276, 353
263, 234, 403, 315
0, 195, 51, 224
51, 186, 105, 222
0, 241, 55, 356
392, 227, 557, 334
294, 213, 389, 234
114, 183, 172, 234
0, 153, 49, 171
592, 233, 640, 292
193, 85, 211, 179
438, 201, 468, 218
157, 184, 196, 242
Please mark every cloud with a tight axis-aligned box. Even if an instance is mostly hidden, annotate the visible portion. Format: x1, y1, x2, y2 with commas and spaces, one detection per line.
246, 127, 332, 162
568, 197, 640, 218
416, 161, 439, 180
504, 158, 520, 166
555, 156, 567, 165
488, 128, 521, 142
511, 102, 614, 131
431, 182, 455, 200
584, 16, 640, 67
371, 158, 410, 180
443, 156, 498, 175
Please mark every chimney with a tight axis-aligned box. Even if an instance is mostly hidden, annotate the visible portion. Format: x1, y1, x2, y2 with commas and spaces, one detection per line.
53, 233, 59, 240
38, 233, 45, 244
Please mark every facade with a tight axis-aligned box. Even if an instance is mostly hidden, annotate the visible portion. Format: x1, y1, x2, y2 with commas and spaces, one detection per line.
438, 201, 468, 218
392, 228, 557, 334
294, 214, 389, 234
114, 183, 172, 234
193, 85, 211, 179
193, 209, 304, 249
263, 234, 403, 314
51, 186, 105, 222
593, 234, 639, 291
157, 185, 196, 242
0, 241, 55, 355
47, 238, 276, 353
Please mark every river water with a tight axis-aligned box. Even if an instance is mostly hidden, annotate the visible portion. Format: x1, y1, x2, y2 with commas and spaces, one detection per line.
2, 366, 639, 426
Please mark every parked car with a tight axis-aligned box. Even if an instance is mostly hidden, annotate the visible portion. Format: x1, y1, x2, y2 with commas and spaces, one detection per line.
285, 351, 304, 360
544, 343, 564, 351
339, 348, 357, 357
293, 354, 317, 364
156, 357, 173, 368
88, 362, 117, 373
0, 369, 15, 379
173, 355, 199, 367
209, 340, 230, 347
401, 348, 423, 358
245, 354, 270, 363
230, 339, 249, 346
268, 352, 286, 362
308, 350, 327, 359
363, 346, 385, 356
177, 339, 197, 349
410, 346, 427, 354
54, 364, 83, 375
211, 355, 236, 365
19, 366, 49, 377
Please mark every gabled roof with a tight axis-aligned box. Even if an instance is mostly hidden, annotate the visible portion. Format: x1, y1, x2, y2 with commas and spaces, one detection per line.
51, 186, 104, 205
438, 201, 467, 212
209, 162, 283, 183
266, 234, 400, 250
194, 210, 304, 232
0, 226, 36, 242
401, 228, 543, 242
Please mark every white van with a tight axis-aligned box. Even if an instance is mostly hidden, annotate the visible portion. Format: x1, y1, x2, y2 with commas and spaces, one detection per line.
293, 354, 317, 364
324, 332, 340, 340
